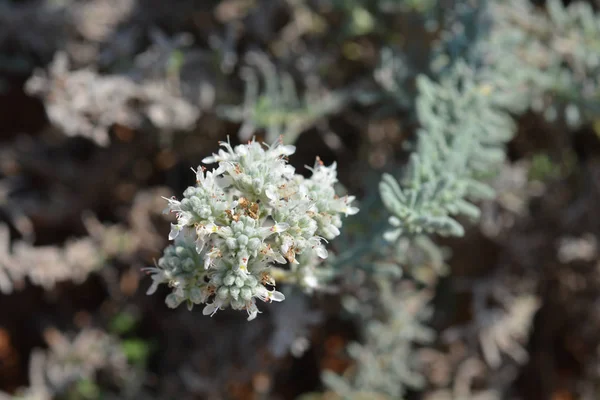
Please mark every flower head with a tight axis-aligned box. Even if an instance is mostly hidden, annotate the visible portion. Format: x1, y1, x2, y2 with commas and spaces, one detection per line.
145, 138, 358, 320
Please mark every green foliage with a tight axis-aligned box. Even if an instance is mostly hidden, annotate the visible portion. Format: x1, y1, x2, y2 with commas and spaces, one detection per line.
324, 281, 434, 399
488, 0, 600, 127
380, 62, 512, 241
109, 311, 138, 335
121, 339, 152, 368
379, 0, 600, 245
69, 379, 100, 400
326, 0, 600, 398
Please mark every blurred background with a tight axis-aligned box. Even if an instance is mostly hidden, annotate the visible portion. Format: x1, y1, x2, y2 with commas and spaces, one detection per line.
1, 0, 600, 399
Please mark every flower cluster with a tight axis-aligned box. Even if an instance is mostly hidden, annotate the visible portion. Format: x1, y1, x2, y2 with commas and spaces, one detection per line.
145, 139, 358, 320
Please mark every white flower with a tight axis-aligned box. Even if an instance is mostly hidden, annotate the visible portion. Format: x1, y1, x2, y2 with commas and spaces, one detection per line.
204, 246, 221, 269
202, 298, 224, 317
270, 222, 290, 234
246, 301, 261, 321
146, 139, 358, 320
255, 286, 285, 303
142, 266, 168, 295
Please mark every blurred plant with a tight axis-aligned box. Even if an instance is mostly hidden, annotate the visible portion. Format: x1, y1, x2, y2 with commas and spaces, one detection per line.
0, 328, 139, 400
0, 225, 95, 294
26, 52, 199, 146
323, 0, 571, 397
489, 0, 600, 128
443, 281, 540, 369
218, 51, 349, 144
380, 61, 514, 242
371, 48, 413, 113
324, 281, 435, 399
317, 173, 447, 398
528, 150, 576, 183
268, 290, 323, 357
0, 213, 140, 294
379, 0, 600, 246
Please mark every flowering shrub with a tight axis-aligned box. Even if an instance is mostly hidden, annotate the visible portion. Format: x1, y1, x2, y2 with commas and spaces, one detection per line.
144, 139, 358, 320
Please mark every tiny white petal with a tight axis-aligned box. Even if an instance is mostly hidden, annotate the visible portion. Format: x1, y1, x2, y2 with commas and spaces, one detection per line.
195, 238, 205, 254
179, 213, 192, 226
383, 228, 402, 242
166, 293, 182, 308
281, 239, 291, 254
279, 145, 296, 155
246, 302, 260, 321
345, 206, 359, 216
202, 301, 220, 316
216, 176, 232, 188
303, 275, 318, 288
272, 222, 289, 233
329, 225, 341, 237
388, 216, 401, 227
315, 245, 328, 259
272, 252, 287, 264
270, 290, 285, 302
169, 224, 181, 240
265, 187, 277, 200
146, 280, 159, 295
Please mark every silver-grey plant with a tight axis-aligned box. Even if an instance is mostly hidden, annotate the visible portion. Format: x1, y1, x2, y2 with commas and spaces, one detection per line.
145, 138, 358, 320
